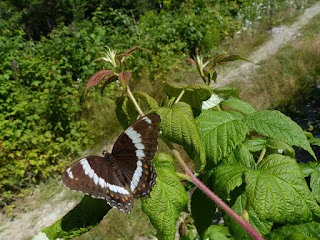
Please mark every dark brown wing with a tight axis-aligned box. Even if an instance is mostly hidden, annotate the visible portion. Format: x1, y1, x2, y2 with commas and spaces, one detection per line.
62, 155, 133, 213
112, 113, 161, 198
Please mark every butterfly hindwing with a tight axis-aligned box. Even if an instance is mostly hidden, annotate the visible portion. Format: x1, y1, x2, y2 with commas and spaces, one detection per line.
112, 113, 160, 198
62, 155, 133, 213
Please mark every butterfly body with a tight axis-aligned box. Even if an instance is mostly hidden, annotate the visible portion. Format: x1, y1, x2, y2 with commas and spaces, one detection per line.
62, 113, 161, 214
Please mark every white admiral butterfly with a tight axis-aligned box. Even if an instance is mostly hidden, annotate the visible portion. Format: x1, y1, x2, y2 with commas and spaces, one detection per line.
62, 113, 161, 213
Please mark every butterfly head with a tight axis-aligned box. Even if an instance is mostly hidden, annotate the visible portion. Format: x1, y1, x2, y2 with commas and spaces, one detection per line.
102, 150, 109, 157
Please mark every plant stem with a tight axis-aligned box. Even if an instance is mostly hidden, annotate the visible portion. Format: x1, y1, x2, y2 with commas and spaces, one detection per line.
126, 85, 145, 116
256, 148, 266, 165
168, 144, 264, 240
174, 90, 185, 104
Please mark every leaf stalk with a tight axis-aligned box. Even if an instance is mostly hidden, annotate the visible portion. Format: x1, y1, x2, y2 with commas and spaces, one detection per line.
126, 85, 145, 117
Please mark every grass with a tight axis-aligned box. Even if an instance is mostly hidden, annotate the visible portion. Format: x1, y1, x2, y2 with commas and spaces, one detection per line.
232, 13, 320, 111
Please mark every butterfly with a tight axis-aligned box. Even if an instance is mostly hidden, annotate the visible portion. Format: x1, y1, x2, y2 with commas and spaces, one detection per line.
62, 113, 161, 213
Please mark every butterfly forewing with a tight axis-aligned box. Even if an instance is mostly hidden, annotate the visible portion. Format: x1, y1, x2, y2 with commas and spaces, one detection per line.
112, 113, 161, 198
62, 155, 133, 213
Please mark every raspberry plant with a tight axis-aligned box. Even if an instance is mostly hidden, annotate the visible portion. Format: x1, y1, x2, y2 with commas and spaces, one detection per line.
38, 47, 320, 240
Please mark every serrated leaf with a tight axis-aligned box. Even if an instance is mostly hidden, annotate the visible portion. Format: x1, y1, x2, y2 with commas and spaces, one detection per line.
221, 98, 256, 115
85, 70, 114, 93
244, 138, 267, 152
164, 83, 212, 109
203, 225, 231, 240
133, 91, 159, 111
245, 154, 320, 223
224, 193, 273, 240
196, 110, 247, 164
244, 110, 316, 159
142, 153, 188, 240
201, 93, 224, 110
299, 162, 320, 203
191, 188, 216, 238
268, 221, 320, 240
214, 144, 254, 197
115, 96, 138, 129
158, 102, 206, 171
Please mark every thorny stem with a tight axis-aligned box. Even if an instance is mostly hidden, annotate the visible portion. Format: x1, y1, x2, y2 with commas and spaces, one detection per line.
174, 90, 185, 104
256, 148, 266, 165
167, 142, 264, 240
126, 85, 145, 117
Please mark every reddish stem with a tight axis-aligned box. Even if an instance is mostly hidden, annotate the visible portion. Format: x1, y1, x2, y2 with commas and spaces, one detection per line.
171, 148, 264, 240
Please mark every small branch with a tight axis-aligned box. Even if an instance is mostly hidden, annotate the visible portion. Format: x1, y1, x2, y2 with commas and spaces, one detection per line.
126, 85, 145, 116
168, 143, 264, 240
130, 10, 140, 40
174, 90, 185, 104
256, 148, 266, 165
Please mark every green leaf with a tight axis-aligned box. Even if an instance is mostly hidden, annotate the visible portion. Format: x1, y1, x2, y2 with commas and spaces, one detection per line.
213, 87, 240, 99
245, 154, 320, 223
299, 162, 320, 203
196, 110, 247, 164
133, 91, 159, 111
115, 96, 138, 129
268, 222, 320, 240
214, 144, 254, 197
224, 193, 273, 240
142, 153, 188, 240
244, 110, 316, 159
191, 188, 216, 238
158, 102, 206, 171
203, 225, 232, 240
41, 195, 111, 239
266, 138, 295, 158
164, 83, 212, 109
244, 138, 295, 157
221, 98, 256, 115
244, 138, 267, 152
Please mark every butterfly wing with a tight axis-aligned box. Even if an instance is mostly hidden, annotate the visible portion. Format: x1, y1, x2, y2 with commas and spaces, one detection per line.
112, 113, 161, 198
62, 155, 133, 213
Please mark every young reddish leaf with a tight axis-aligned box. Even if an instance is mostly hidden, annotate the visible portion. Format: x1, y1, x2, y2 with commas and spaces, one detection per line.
117, 53, 130, 62
186, 57, 196, 65
118, 71, 132, 85
117, 47, 149, 62
85, 70, 114, 93
101, 74, 117, 93
125, 46, 149, 54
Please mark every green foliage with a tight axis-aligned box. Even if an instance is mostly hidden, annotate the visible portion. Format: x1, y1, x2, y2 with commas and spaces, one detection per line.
244, 110, 316, 159
142, 153, 188, 240
196, 110, 248, 164
300, 162, 320, 204
158, 102, 206, 171
267, 222, 320, 240
39, 46, 320, 240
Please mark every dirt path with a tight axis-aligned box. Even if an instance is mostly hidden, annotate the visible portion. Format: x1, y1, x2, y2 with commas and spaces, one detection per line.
216, 1, 320, 86
1, 3, 320, 240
